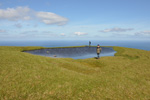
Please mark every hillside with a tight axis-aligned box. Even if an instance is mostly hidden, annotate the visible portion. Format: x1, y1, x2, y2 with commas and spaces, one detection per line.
0, 46, 150, 100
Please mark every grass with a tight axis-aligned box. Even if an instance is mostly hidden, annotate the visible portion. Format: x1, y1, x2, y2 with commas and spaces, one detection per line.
0, 46, 150, 100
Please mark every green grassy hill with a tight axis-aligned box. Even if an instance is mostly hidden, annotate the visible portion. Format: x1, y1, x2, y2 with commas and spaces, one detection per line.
0, 46, 150, 100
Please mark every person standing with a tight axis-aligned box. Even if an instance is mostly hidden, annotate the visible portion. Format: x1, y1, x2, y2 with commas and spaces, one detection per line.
97, 44, 102, 58
89, 41, 91, 47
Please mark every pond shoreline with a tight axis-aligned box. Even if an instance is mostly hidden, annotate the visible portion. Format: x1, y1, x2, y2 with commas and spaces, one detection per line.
23, 46, 116, 59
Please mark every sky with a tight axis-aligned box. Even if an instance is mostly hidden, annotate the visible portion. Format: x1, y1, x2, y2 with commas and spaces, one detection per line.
0, 0, 150, 41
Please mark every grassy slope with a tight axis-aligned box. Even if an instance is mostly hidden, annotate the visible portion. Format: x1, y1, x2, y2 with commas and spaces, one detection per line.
0, 46, 150, 100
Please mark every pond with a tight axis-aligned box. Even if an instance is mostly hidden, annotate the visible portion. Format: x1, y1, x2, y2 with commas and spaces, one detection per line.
24, 46, 116, 59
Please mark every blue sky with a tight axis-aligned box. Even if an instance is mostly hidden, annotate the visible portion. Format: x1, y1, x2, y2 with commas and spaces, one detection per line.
0, 0, 150, 41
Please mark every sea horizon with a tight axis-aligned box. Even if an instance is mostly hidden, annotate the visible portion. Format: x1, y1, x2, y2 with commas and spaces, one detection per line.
0, 40, 150, 51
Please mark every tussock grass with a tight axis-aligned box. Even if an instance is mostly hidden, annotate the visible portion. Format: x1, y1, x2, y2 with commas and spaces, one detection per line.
0, 46, 150, 100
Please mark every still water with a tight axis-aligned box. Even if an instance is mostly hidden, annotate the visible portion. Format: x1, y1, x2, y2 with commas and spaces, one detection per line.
24, 46, 116, 59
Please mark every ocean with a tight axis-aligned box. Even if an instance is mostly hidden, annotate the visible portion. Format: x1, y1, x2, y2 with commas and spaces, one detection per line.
0, 40, 150, 51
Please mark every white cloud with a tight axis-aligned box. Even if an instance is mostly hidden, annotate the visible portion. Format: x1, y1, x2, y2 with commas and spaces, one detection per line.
0, 6, 68, 25
141, 31, 150, 35
135, 31, 150, 36
99, 27, 134, 33
0, 29, 7, 33
0, 7, 32, 21
74, 32, 88, 36
36, 12, 68, 25
60, 33, 65, 36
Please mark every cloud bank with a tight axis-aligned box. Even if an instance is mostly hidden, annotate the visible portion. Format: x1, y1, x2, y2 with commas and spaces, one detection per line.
99, 28, 134, 33
0, 7, 31, 21
0, 7, 68, 25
